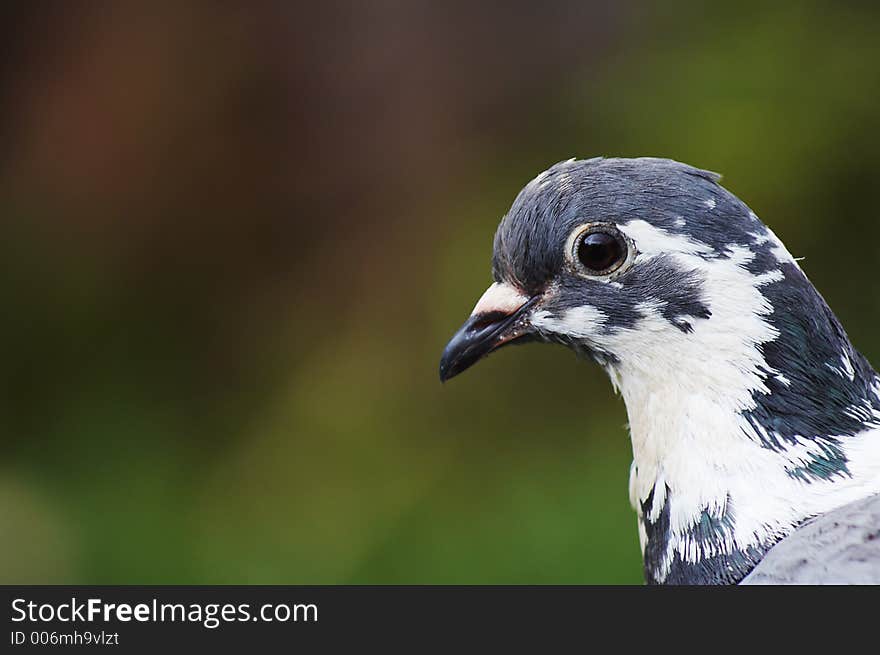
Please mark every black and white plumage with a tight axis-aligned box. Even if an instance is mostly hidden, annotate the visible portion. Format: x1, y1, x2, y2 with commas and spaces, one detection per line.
439, 157, 880, 585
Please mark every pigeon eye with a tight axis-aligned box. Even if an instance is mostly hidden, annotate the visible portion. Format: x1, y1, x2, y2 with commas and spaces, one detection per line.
573, 226, 628, 276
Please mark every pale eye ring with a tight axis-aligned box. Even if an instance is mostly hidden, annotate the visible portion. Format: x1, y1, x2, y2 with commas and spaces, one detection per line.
566, 223, 633, 278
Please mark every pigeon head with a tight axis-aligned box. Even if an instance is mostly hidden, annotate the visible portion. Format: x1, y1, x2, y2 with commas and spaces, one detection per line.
442, 157, 787, 385
440, 157, 880, 584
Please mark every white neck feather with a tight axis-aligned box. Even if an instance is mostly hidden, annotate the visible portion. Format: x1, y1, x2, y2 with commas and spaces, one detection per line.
620, 375, 880, 547
608, 220, 880, 579
531, 217, 880, 581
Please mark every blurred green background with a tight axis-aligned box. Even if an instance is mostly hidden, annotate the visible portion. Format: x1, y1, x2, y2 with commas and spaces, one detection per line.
2, 1, 879, 584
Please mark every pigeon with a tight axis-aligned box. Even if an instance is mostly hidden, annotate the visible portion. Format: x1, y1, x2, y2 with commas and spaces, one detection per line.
439, 157, 880, 585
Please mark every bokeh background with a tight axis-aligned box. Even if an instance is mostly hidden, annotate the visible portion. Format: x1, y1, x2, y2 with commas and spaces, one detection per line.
2, 1, 879, 584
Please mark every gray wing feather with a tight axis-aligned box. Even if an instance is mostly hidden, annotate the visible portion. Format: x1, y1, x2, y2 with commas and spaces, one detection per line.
742, 493, 880, 584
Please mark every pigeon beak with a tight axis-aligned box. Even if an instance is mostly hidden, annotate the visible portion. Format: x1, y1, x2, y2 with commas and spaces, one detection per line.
439, 282, 538, 382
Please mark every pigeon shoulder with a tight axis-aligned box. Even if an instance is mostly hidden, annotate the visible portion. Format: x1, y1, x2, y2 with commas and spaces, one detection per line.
741, 493, 880, 584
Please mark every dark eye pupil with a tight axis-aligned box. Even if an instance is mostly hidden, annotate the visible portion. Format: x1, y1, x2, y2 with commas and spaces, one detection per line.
577, 232, 624, 273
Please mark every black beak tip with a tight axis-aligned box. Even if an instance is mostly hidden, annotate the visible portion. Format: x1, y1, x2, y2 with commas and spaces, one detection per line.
438, 335, 471, 383
438, 359, 449, 383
